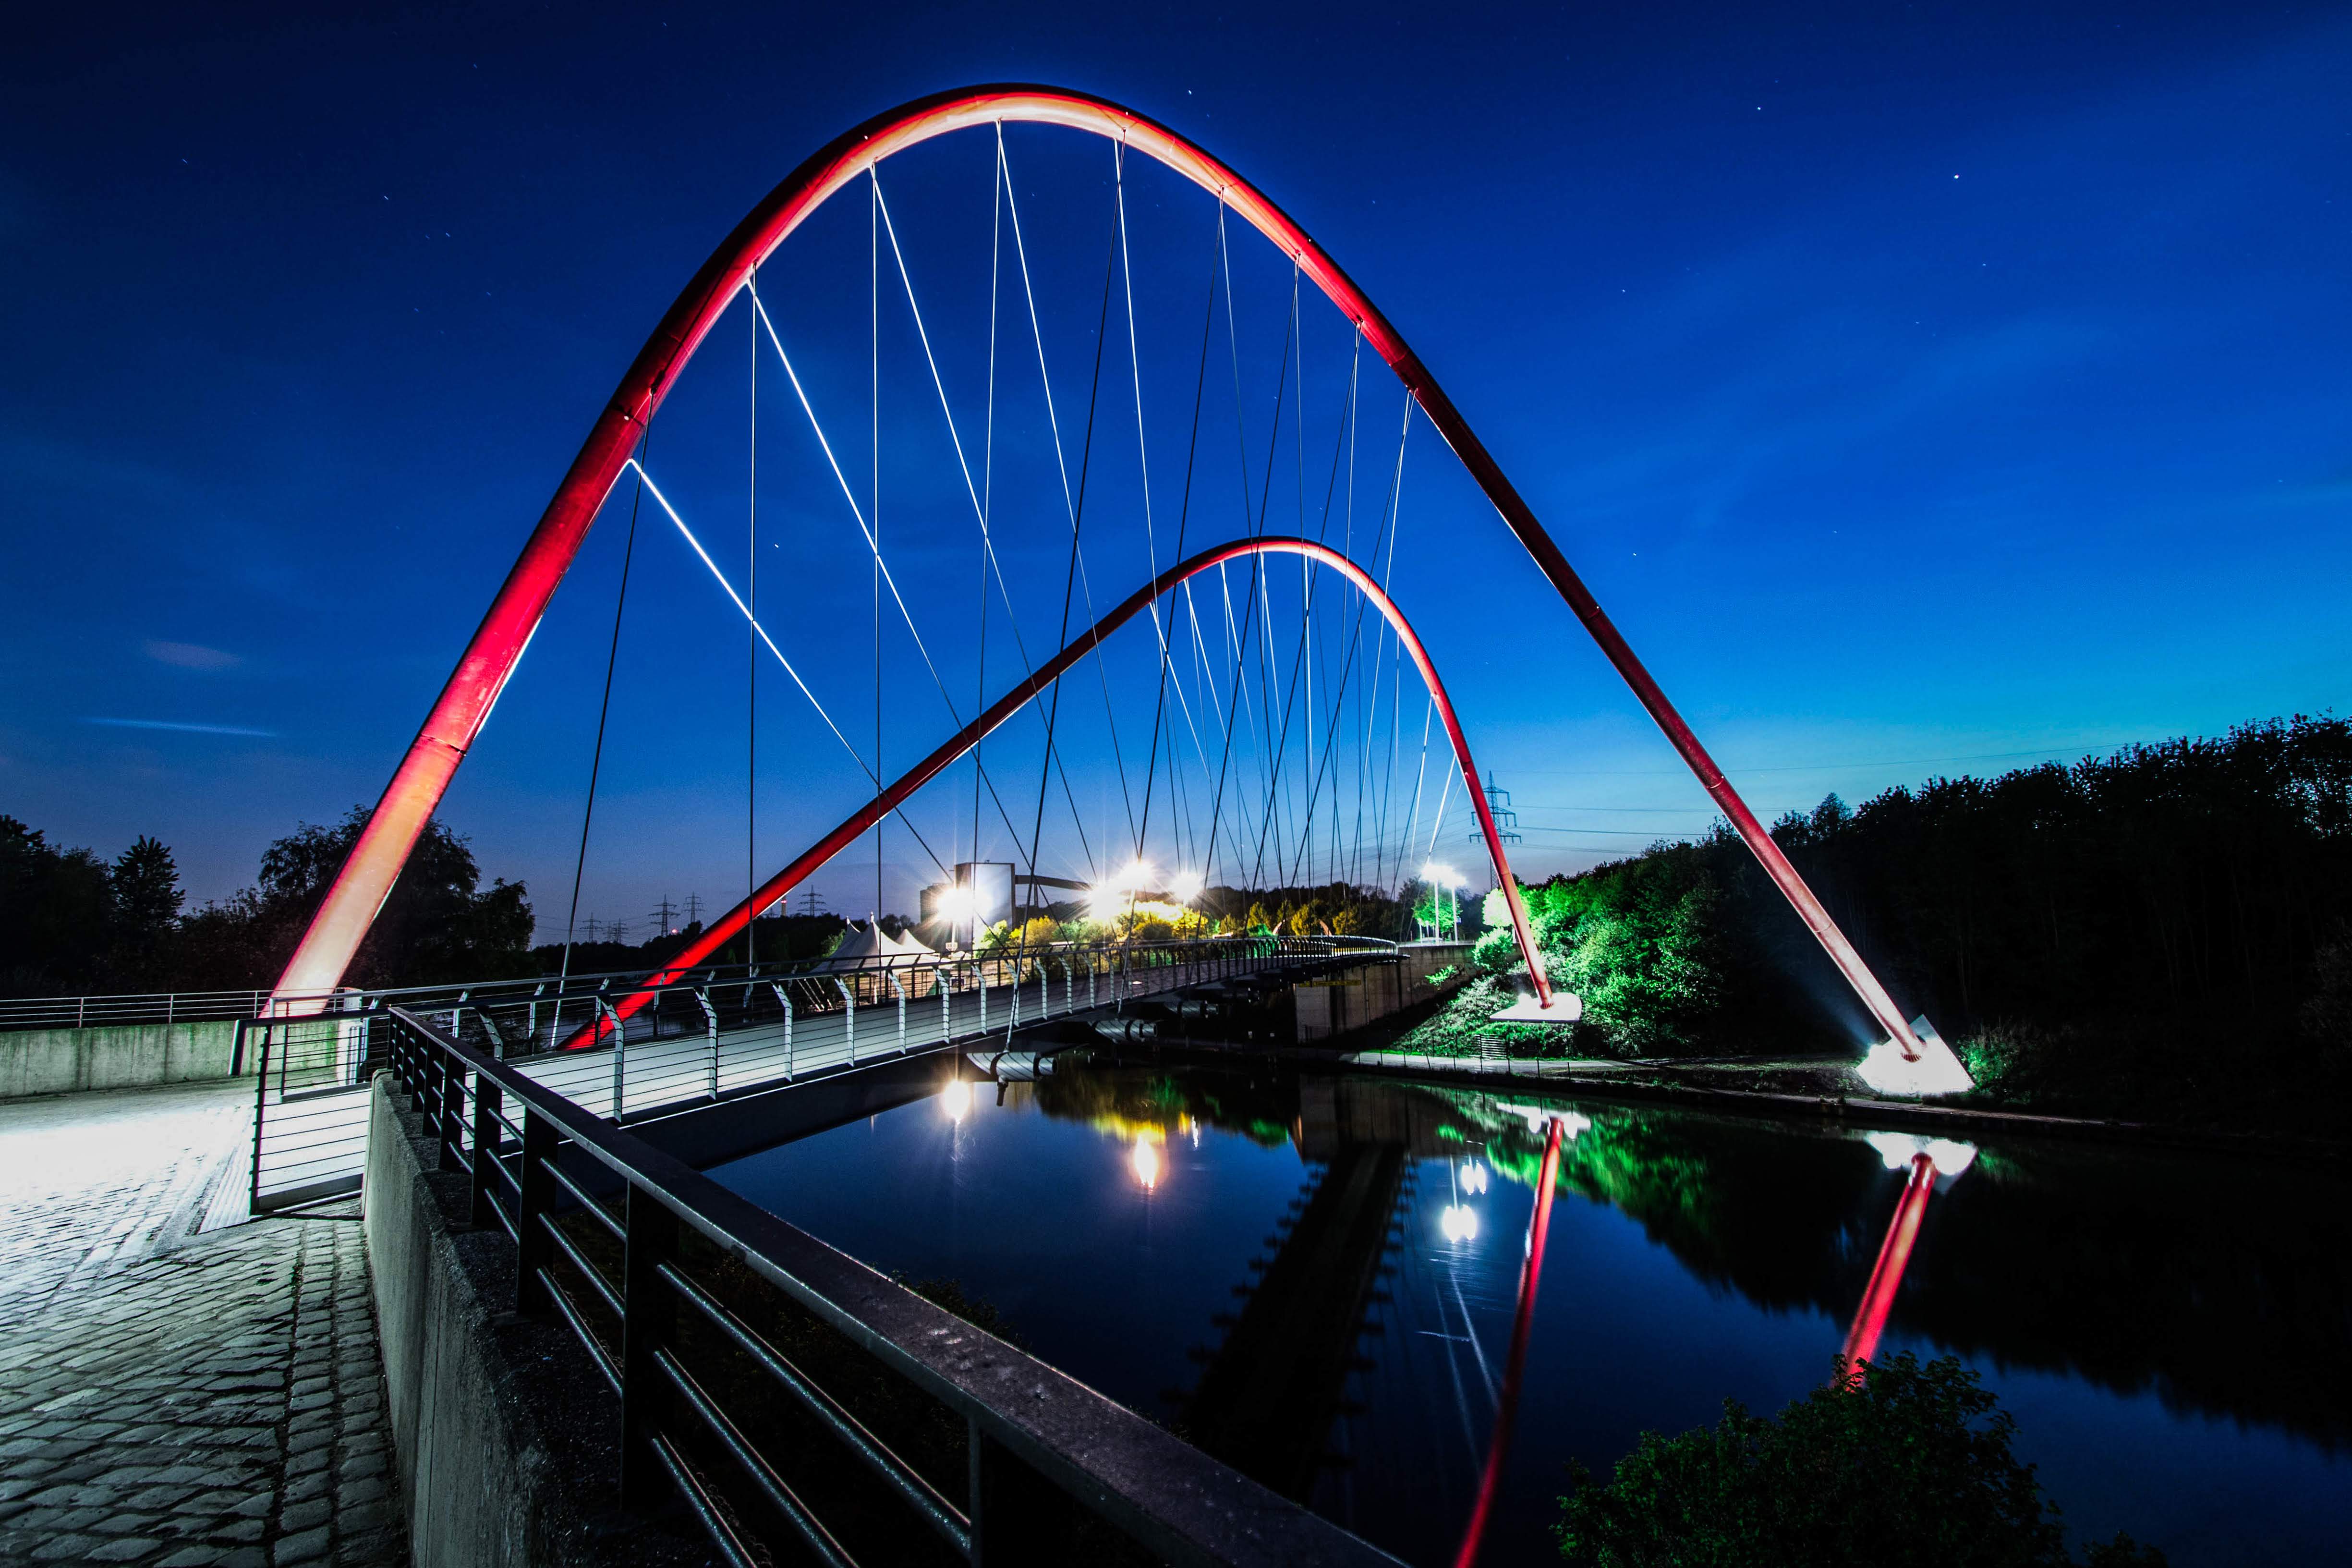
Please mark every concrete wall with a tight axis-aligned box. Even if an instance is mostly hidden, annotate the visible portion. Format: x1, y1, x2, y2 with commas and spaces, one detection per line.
364, 1076, 551, 1568
1294, 942, 1473, 1043
0, 1020, 246, 1100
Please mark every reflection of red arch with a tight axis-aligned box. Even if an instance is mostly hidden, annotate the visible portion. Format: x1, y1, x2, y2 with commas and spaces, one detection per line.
574, 536, 1555, 1045
269, 84, 1925, 1070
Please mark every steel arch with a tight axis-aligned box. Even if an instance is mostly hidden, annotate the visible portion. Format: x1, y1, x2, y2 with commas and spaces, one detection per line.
580, 535, 1555, 1043
270, 84, 1936, 1076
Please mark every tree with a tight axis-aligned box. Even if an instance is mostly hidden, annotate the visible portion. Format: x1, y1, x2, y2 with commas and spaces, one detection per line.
1556, 1352, 2165, 1568
110, 836, 183, 956
0, 816, 114, 995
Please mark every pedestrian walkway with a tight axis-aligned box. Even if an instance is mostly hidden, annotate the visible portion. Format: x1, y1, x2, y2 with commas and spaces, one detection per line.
0, 1082, 405, 1567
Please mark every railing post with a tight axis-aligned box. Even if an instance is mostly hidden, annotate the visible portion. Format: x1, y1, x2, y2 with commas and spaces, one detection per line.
835, 978, 857, 1065
618, 1182, 680, 1508
968, 1419, 1062, 1565
941, 962, 952, 1040
695, 988, 719, 1099
438, 1053, 466, 1174
887, 970, 908, 1055
515, 1107, 556, 1315
598, 998, 624, 1121
771, 983, 794, 1078
471, 1078, 503, 1229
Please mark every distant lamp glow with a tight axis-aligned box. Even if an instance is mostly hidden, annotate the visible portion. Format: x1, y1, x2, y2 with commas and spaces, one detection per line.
935, 884, 977, 924
1421, 861, 1464, 887
1130, 1135, 1162, 1191
1119, 858, 1153, 890
1440, 1204, 1479, 1243
1169, 869, 1204, 904
1460, 1159, 1488, 1195
940, 1080, 970, 1122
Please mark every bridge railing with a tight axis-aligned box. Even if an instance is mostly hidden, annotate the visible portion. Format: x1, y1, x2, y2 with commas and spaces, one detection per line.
233, 935, 1396, 1210
0, 933, 1396, 1036
376, 1003, 1399, 1567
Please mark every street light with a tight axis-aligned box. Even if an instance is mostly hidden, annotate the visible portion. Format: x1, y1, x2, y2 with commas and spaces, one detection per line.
1169, 869, 1204, 904
1421, 862, 1466, 939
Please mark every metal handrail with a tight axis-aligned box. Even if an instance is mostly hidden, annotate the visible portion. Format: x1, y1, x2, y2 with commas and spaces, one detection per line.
379, 1005, 1400, 1568
1, 933, 1397, 1034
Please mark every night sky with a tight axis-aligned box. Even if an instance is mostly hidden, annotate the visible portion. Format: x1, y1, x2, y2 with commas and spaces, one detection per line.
5, 2, 2346, 935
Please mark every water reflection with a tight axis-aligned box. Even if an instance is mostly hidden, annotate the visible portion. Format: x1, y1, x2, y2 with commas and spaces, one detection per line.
710, 1059, 2351, 1565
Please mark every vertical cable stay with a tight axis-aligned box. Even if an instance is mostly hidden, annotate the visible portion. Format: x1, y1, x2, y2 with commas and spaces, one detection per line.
743, 291, 1026, 861
619, 459, 943, 876
1022, 168, 1128, 907
748, 272, 759, 960
975, 125, 1003, 879
871, 170, 883, 914
559, 420, 653, 985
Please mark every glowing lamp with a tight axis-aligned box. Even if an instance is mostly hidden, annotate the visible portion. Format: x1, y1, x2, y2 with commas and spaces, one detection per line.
1169, 869, 1204, 903
1855, 1015, 1975, 1097
1440, 1204, 1479, 1243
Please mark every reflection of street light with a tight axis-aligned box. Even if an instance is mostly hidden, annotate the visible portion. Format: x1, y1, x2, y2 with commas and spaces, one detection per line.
940, 1080, 970, 1122
1461, 1159, 1488, 1194
1440, 1204, 1479, 1243
1130, 1135, 1162, 1191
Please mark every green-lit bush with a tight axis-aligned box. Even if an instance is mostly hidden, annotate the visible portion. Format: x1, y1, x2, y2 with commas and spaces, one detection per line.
1556, 1352, 2165, 1568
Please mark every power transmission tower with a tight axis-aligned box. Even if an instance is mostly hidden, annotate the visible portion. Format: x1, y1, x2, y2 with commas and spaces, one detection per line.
582, 915, 602, 943
1472, 770, 1523, 846
608, 919, 631, 946
650, 896, 679, 935
683, 892, 703, 928
798, 888, 826, 918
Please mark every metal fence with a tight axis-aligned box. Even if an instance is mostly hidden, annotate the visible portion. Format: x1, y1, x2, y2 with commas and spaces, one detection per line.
0, 988, 273, 1031
233, 936, 1392, 1215
378, 1004, 1398, 1567
241, 1008, 383, 1212
1, 934, 1393, 1035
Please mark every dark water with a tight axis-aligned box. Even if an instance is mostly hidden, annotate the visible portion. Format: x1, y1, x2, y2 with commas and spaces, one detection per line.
708, 1060, 2351, 1566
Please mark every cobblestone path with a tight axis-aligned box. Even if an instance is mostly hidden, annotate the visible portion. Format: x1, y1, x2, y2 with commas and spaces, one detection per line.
0, 1083, 405, 1567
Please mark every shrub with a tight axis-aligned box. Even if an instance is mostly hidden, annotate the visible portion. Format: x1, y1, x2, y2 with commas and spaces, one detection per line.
1557, 1352, 2165, 1568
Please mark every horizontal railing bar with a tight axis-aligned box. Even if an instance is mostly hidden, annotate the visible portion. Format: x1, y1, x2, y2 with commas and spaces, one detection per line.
542, 1158, 625, 1242
540, 1215, 624, 1320
646, 1429, 766, 1568
657, 1261, 970, 1548
540, 1268, 622, 1396
653, 1347, 863, 1568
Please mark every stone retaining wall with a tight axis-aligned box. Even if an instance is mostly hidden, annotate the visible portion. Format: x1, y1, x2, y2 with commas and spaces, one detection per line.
0, 1019, 245, 1100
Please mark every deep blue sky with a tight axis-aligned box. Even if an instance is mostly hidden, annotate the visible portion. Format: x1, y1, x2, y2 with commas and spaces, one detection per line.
4, 1, 2346, 935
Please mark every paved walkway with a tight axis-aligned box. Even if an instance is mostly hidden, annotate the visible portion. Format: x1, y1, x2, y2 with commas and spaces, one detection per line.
0, 1082, 405, 1567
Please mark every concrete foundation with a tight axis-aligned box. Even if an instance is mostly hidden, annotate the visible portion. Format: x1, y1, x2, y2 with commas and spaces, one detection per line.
1293, 941, 1472, 1043
0, 1020, 245, 1100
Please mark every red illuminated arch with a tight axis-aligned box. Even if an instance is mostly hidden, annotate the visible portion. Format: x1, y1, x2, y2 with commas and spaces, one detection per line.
582, 535, 1555, 1041
270, 85, 1932, 1075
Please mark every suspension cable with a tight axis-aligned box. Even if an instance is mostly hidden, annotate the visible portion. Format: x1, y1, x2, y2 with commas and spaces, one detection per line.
558, 419, 652, 984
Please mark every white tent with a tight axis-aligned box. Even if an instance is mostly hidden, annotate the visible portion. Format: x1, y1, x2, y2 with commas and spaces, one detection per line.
816, 916, 934, 971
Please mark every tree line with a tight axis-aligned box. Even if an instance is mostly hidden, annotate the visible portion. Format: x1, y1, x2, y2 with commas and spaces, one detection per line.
1442, 714, 2352, 1122
0, 807, 534, 997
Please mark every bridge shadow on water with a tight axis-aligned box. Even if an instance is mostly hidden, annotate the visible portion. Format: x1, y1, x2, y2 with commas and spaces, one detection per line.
673, 1051, 2349, 1566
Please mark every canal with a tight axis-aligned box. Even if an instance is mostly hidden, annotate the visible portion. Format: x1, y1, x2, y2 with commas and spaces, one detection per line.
705, 1057, 2349, 1566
